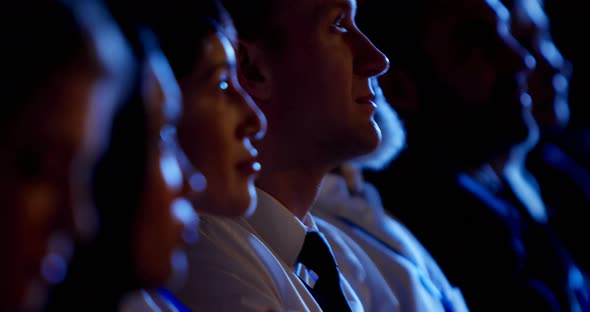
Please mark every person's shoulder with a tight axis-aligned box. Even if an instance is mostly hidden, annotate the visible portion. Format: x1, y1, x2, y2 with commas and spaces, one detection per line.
313, 216, 351, 245
313, 216, 360, 258
196, 214, 252, 245
313, 216, 376, 278
176, 215, 290, 312
188, 214, 278, 271
313, 215, 401, 311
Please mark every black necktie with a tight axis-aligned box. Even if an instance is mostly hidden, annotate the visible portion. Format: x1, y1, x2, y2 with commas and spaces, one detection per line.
296, 231, 352, 312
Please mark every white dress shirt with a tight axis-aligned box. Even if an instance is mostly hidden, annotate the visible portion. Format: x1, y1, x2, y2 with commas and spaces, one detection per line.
174, 188, 364, 312
313, 218, 400, 312
312, 174, 470, 312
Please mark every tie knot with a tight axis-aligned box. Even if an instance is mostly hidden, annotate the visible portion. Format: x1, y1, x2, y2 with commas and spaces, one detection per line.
295, 231, 352, 312
296, 231, 339, 279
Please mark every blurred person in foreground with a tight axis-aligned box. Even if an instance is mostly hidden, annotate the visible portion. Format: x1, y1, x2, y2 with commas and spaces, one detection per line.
0, 0, 134, 310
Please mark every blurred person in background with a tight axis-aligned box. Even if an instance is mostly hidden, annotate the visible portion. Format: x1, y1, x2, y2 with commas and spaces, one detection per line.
543, 0, 590, 172
0, 0, 134, 310
503, 0, 590, 277
43, 23, 200, 312
359, 0, 589, 310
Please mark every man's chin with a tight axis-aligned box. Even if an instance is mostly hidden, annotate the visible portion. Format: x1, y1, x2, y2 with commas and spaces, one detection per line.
365, 121, 383, 150
349, 129, 382, 160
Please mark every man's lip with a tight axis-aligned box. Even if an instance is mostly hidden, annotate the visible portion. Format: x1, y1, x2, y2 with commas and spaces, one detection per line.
355, 95, 377, 114
356, 94, 376, 104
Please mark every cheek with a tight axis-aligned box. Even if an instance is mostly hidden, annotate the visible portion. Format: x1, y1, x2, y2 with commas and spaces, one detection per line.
135, 191, 180, 284
144, 158, 181, 238
313, 48, 352, 87
20, 183, 59, 227
200, 133, 234, 193
8, 182, 63, 298
150, 153, 185, 227
18, 183, 61, 253
191, 114, 235, 167
194, 125, 245, 214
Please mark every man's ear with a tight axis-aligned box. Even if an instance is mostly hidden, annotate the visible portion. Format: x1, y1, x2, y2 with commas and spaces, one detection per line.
237, 40, 271, 101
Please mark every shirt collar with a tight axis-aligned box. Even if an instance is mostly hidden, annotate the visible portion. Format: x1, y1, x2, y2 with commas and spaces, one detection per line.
247, 187, 318, 267
315, 173, 385, 220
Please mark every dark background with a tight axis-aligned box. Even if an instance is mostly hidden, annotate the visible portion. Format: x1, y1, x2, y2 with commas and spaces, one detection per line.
544, 0, 589, 130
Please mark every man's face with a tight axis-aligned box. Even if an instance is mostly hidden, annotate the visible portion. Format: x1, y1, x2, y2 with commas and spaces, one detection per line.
419, 0, 535, 162
260, 0, 389, 168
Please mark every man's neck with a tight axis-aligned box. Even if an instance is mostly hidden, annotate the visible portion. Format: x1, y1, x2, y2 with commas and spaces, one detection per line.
255, 167, 328, 221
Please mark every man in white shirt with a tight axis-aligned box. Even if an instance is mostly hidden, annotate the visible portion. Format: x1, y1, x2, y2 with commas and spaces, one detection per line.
174, 0, 396, 310
312, 80, 469, 312
177, 188, 400, 311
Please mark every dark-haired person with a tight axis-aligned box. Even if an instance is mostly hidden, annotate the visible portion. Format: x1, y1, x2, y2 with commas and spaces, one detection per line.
0, 0, 134, 310
45, 0, 266, 310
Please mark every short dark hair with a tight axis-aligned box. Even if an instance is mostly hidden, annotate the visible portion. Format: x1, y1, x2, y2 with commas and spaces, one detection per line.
109, 0, 236, 79
220, 0, 284, 49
